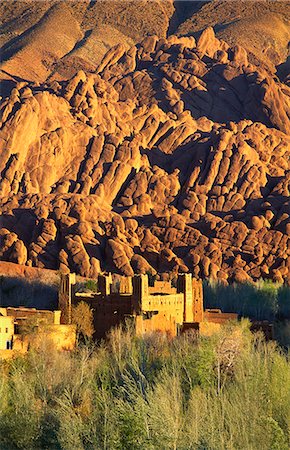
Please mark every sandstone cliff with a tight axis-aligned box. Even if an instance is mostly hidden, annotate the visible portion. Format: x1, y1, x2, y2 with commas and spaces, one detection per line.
1, 12, 290, 283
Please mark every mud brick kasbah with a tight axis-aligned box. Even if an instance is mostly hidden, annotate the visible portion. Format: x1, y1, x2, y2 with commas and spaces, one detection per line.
59, 273, 238, 339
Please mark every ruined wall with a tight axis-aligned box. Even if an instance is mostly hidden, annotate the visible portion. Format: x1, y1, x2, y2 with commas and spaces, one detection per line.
204, 310, 238, 324
5, 307, 57, 324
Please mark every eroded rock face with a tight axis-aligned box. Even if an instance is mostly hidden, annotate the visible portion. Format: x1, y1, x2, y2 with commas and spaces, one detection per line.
1, 30, 290, 283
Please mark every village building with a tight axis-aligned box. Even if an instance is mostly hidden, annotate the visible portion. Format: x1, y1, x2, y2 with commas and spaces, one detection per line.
0, 312, 14, 350
0, 306, 76, 356
0, 271, 240, 357
59, 273, 238, 339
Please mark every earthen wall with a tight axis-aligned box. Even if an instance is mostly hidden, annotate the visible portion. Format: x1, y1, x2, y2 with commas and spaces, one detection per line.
0, 316, 14, 350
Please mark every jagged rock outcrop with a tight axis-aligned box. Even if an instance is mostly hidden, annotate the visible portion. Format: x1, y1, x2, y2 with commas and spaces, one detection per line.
0, 27, 290, 284
177, 1, 290, 73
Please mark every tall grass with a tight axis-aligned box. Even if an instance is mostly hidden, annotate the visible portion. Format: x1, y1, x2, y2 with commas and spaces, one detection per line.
0, 322, 289, 450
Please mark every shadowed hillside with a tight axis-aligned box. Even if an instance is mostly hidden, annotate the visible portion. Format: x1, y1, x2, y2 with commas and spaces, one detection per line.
0, 0, 174, 82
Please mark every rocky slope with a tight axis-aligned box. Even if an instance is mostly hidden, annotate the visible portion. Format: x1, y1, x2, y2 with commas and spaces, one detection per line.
177, 0, 290, 73
0, 0, 174, 83
0, 3, 290, 284
1, 1, 289, 83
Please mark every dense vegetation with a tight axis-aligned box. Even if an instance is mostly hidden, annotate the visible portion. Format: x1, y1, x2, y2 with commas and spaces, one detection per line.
204, 280, 290, 348
0, 322, 289, 450
204, 280, 290, 321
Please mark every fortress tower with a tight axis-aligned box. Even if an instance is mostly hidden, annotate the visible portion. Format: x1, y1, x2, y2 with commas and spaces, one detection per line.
177, 274, 204, 324
58, 273, 76, 324
192, 278, 204, 323
98, 274, 111, 296
132, 274, 149, 315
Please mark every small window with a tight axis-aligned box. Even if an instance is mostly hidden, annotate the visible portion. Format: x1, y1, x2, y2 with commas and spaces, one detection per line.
5, 328, 8, 333
0, 328, 1, 333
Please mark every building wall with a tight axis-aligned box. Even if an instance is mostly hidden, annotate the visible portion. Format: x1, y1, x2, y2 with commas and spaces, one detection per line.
73, 274, 203, 338
11, 325, 76, 352
148, 281, 177, 295
89, 294, 134, 340
141, 293, 184, 312
0, 316, 14, 350
135, 312, 177, 337
0, 306, 74, 354
0, 350, 15, 359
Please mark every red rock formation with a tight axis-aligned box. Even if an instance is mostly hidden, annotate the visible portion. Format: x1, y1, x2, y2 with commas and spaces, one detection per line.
0, 27, 290, 284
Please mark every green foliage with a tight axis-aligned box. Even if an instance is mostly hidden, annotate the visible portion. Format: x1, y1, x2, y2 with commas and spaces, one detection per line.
0, 324, 289, 449
84, 279, 98, 293
204, 279, 290, 321
0, 366, 43, 449
274, 320, 290, 349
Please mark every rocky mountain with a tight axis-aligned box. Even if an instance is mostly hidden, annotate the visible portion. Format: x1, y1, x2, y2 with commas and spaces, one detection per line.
0, 1, 290, 284
177, 0, 290, 73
